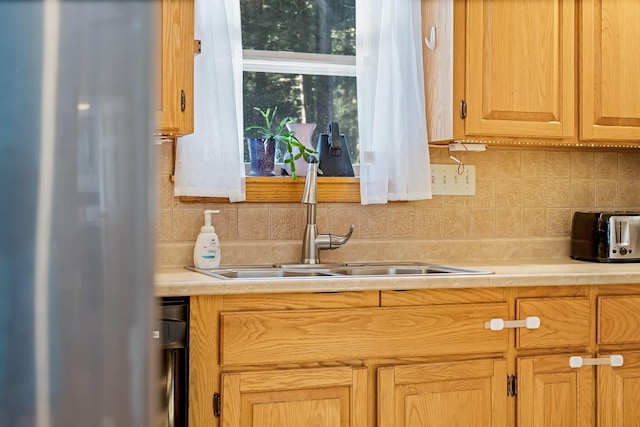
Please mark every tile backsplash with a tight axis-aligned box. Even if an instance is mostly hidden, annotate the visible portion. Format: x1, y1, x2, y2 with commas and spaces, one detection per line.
155, 142, 640, 267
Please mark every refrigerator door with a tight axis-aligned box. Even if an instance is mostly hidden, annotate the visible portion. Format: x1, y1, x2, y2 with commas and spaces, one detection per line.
0, 1, 156, 426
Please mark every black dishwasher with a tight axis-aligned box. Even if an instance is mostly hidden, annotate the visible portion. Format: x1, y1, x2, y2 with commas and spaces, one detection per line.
157, 297, 189, 427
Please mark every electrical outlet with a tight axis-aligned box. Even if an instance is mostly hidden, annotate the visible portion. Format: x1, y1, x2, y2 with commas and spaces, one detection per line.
430, 164, 476, 196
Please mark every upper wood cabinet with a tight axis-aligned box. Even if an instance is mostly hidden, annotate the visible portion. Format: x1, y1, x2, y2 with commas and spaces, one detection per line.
581, 0, 640, 141
156, 0, 194, 136
423, 0, 575, 143
423, 0, 640, 146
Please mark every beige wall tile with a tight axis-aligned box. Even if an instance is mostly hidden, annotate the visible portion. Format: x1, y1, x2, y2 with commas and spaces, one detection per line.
472, 179, 496, 208
473, 150, 497, 179
595, 152, 618, 179
521, 179, 546, 207
570, 179, 595, 207
546, 151, 571, 178
522, 208, 546, 237
442, 195, 472, 208
157, 175, 174, 209
496, 179, 521, 208
314, 206, 331, 235
387, 207, 417, 238
415, 209, 443, 238
238, 207, 270, 240
211, 209, 238, 241
155, 141, 174, 175
360, 206, 387, 238
618, 152, 640, 179
441, 208, 470, 239
495, 208, 521, 237
595, 180, 618, 207
495, 151, 521, 178
173, 209, 204, 241
269, 207, 301, 240
546, 179, 571, 207
570, 151, 595, 179
469, 209, 496, 237
546, 209, 572, 236
521, 151, 546, 178
156, 210, 173, 242
617, 180, 640, 207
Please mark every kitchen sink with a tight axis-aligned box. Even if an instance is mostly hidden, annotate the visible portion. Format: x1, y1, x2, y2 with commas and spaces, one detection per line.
328, 265, 493, 276
185, 266, 336, 280
186, 262, 493, 280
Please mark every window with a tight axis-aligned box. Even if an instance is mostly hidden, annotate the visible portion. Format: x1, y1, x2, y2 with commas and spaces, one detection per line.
240, 0, 359, 164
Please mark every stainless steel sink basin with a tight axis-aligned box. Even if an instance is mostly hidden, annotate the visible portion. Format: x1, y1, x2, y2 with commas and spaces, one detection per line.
186, 262, 492, 280
186, 266, 336, 280
328, 265, 492, 276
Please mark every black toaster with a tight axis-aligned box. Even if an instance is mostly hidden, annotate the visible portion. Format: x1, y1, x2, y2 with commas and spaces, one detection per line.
570, 212, 640, 262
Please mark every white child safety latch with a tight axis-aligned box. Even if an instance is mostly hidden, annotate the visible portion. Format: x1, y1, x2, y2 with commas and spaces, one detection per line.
484, 316, 541, 331
569, 355, 624, 369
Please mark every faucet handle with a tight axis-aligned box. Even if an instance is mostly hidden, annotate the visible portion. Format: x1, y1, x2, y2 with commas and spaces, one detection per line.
317, 224, 354, 250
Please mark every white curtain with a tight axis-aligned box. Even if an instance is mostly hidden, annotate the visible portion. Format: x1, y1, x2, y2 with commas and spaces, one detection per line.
356, 0, 432, 204
174, 0, 246, 202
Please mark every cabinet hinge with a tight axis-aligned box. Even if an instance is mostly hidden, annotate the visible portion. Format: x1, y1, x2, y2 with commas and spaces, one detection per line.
213, 392, 221, 418
180, 90, 186, 112
507, 375, 517, 397
459, 99, 467, 119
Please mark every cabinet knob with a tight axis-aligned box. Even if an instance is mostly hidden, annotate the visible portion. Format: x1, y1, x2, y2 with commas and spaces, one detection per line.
569, 355, 624, 369
484, 316, 540, 331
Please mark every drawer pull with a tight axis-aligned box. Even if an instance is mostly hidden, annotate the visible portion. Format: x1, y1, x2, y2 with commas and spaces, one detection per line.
484, 316, 540, 331
569, 355, 624, 369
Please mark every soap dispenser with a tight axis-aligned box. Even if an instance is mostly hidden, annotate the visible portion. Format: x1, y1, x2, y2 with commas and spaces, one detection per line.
193, 210, 221, 269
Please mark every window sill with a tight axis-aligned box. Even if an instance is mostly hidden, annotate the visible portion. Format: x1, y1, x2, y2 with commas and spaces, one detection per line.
179, 176, 361, 204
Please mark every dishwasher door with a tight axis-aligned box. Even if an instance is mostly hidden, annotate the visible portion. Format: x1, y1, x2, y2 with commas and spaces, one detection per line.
157, 297, 189, 427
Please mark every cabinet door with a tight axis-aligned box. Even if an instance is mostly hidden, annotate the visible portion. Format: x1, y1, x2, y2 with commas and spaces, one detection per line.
581, 0, 640, 140
518, 354, 594, 427
465, 0, 575, 138
378, 359, 507, 427
156, 0, 194, 136
598, 351, 640, 427
221, 366, 367, 427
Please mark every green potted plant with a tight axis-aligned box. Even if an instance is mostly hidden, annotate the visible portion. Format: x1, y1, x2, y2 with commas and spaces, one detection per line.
245, 107, 318, 179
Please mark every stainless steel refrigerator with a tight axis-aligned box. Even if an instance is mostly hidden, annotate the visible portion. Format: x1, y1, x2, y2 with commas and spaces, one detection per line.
0, 1, 156, 426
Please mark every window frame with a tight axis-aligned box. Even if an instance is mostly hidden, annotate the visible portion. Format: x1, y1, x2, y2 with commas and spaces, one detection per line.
233, 24, 360, 203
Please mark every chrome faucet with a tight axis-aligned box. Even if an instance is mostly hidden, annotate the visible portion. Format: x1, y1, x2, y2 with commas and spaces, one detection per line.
301, 157, 354, 264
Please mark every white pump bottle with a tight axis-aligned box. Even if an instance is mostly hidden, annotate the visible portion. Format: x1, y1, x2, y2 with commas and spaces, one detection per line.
193, 209, 221, 269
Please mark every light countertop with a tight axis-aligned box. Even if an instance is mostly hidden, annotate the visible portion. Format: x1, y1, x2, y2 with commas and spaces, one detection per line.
155, 258, 640, 297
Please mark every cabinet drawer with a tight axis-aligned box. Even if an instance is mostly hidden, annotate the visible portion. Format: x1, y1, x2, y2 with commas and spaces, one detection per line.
598, 296, 640, 345
517, 298, 591, 349
221, 303, 509, 366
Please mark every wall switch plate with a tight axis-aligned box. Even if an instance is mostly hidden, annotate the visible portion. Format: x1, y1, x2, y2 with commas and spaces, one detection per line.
430, 164, 476, 195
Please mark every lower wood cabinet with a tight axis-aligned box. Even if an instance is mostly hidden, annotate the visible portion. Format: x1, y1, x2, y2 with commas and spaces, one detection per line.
517, 354, 594, 427
188, 285, 640, 427
597, 351, 640, 427
378, 359, 507, 426
222, 367, 367, 427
